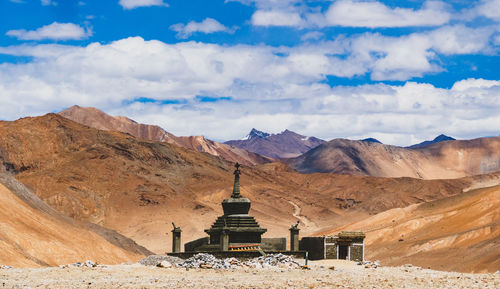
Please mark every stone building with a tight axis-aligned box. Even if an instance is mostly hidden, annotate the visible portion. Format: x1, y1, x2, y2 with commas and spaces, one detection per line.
179, 163, 289, 254
204, 163, 267, 250
299, 231, 365, 261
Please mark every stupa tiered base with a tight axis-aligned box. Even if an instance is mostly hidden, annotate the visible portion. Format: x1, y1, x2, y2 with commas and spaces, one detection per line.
203, 163, 267, 250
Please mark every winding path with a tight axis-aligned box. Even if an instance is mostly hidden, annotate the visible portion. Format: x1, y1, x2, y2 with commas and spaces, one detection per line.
287, 200, 318, 230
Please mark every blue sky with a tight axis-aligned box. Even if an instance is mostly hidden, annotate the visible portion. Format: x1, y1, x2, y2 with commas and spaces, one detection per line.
0, 0, 500, 145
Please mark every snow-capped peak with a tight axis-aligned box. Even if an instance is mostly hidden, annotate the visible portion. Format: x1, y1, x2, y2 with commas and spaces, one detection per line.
242, 128, 270, 140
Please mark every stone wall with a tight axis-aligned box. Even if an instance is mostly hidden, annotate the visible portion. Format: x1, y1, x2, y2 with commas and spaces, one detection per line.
299, 237, 325, 260
184, 237, 209, 252
261, 238, 286, 251
350, 244, 363, 262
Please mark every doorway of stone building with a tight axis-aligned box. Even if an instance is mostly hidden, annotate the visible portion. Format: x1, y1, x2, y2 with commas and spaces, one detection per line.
338, 245, 348, 260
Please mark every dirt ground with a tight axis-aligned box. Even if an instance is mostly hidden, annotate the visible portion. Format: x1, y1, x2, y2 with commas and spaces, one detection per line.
1, 260, 498, 289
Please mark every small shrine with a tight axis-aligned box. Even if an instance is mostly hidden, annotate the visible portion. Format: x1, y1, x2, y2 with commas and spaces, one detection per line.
172, 163, 294, 256
204, 163, 267, 250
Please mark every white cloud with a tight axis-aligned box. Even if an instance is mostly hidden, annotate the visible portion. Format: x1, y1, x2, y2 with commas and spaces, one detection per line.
112, 80, 500, 145
335, 24, 497, 81
474, 0, 500, 21
451, 78, 500, 91
226, 0, 301, 10
119, 0, 168, 10
234, 0, 451, 29
324, 0, 451, 28
251, 10, 305, 27
170, 18, 235, 39
301, 31, 324, 41
6, 22, 91, 41
0, 34, 499, 145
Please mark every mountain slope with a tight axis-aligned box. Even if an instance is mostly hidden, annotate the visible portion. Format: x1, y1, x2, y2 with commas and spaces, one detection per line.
0, 114, 497, 254
407, 134, 456, 149
318, 185, 500, 273
288, 137, 500, 179
58, 105, 272, 166
0, 168, 150, 267
225, 129, 325, 159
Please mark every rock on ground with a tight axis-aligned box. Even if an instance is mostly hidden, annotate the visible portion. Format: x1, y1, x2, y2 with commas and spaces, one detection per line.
0, 260, 498, 289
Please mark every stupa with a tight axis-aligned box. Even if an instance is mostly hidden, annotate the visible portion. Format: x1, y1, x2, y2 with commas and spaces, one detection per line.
204, 163, 267, 250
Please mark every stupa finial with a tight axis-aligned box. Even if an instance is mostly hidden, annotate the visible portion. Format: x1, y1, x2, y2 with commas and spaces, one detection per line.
231, 163, 241, 198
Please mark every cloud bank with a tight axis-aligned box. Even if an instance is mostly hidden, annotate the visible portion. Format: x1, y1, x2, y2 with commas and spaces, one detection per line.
6, 22, 91, 41
238, 0, 451, 28
0, 31, 499, 145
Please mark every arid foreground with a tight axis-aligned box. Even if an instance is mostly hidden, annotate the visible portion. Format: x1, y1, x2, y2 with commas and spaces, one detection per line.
1, 260, 498, 289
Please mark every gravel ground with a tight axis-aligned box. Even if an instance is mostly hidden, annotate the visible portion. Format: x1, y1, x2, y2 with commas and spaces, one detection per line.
0, 260, 498, 289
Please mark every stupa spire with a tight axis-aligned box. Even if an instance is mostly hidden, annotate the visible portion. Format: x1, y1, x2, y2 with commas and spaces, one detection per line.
231, 163, 241, 198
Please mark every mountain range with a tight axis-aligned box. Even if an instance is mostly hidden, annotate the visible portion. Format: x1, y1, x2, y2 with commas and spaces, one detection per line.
59, 106, 273, 166
1, 107, 499, 272
225, 128, 325, 159
407, 134, 456, 149
287, 136, 500, 179
1, 113, 494, 257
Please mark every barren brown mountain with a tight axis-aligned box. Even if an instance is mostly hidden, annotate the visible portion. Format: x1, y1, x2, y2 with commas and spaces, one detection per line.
288, 137, 500, 179
0, 167, 150, 267
58, 105, 273, 166
225, 128, 325, 159
1, 113, 498, 259
319, 185, 500, 273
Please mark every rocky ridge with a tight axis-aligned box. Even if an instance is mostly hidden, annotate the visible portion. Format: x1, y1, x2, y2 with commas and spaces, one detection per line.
58, 105, 273, 166
287, 137, 500, 179
225, 128, 325, 159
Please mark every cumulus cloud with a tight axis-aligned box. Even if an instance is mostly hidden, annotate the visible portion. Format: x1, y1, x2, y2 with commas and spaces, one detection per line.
301, 31, 324, 41
0, 33, 499, 145
119, 0, 168, 10
234, 0, 451, 29
324, 0, 450, 28
251, 10, 305, 27
6, 22, 91, 41
473, 0, 500, 21
170, 18, 235, 39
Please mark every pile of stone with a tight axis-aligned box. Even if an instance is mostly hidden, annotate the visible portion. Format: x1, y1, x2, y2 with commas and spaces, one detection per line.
175, 253, 300, 270
245, 254, 300, 269
357, 260, 380, 269
178, 254, 241, 269
59, 260, 98, 268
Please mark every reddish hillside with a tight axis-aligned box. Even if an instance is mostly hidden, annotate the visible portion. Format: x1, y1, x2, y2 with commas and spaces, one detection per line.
0, 168, 150, 267
318, 185, 500, 273
58, 105, 273, 166
288, 137, 500, 179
